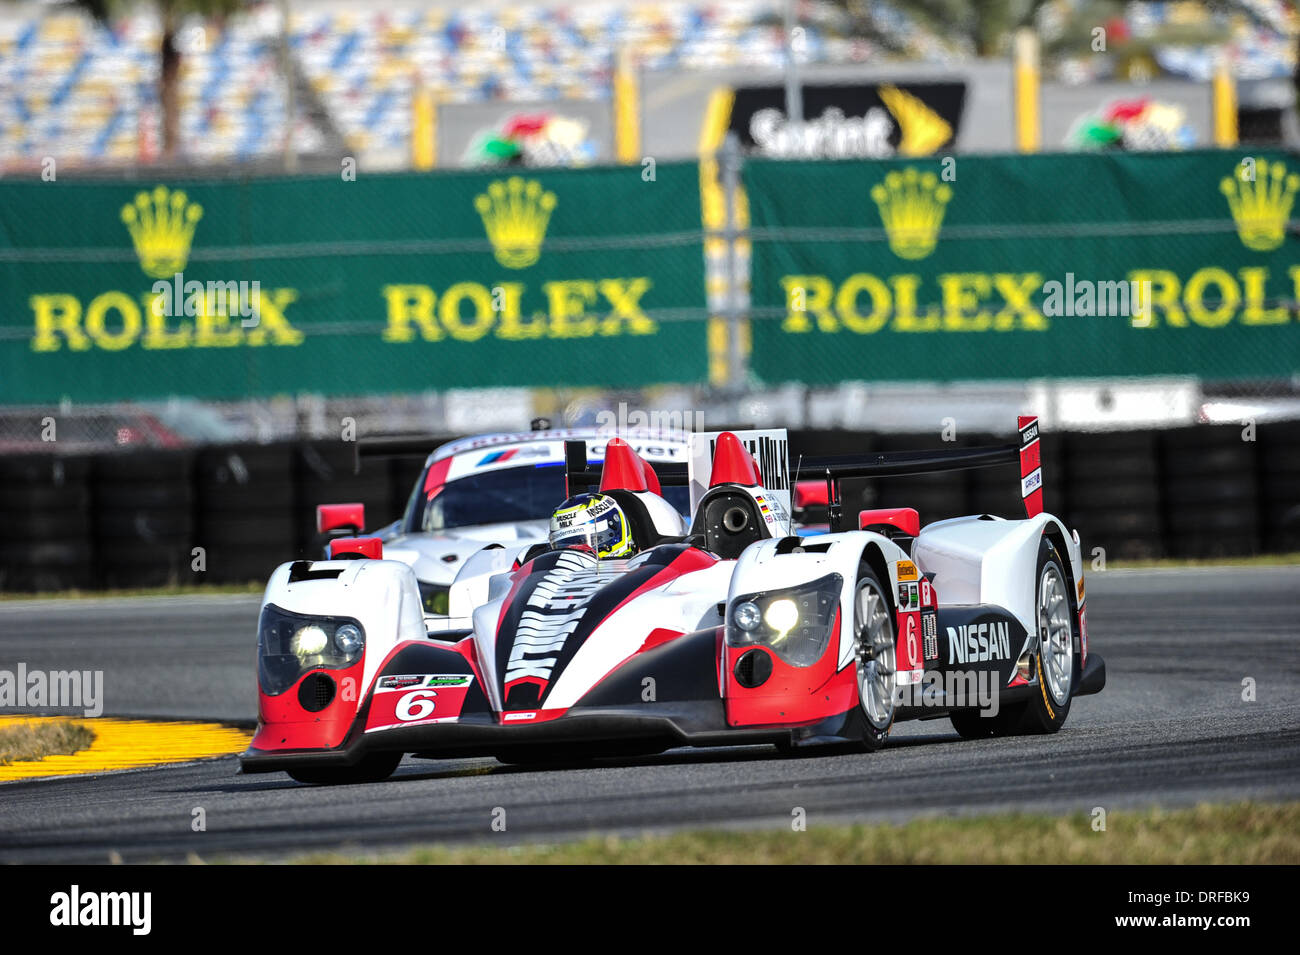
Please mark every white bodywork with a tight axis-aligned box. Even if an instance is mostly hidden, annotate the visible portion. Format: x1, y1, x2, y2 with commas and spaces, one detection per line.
369, 427, 694, 590
261, 558, 426, 700
913, 513, 1083, 636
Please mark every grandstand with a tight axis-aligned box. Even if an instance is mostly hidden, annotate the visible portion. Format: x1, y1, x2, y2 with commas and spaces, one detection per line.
1, 0, 1295, 171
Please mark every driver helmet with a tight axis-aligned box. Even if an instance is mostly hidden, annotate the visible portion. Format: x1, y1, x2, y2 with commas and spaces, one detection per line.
548, 493, 636, 558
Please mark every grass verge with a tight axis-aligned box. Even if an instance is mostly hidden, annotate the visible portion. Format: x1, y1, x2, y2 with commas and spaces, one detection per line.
0, 719, 95, 765
271, 801, 1299, 865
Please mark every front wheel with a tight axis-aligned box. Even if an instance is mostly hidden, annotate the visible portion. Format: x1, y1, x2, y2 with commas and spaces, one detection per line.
287, 751, 402, 785
851, 564, 896, 751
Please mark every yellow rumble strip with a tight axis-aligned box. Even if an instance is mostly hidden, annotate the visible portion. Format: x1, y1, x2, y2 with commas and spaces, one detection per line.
0, 715, 251, 782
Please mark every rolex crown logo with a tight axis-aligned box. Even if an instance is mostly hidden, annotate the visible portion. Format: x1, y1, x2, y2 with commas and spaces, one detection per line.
1221, 158, 1298, 252
474, 176, 557, 269
120, 185, 203, 279
870, 167, 952, 260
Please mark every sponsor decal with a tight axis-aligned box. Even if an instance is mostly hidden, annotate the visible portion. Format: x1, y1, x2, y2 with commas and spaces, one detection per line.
896, 560, 919, 581
504, 711, 537, 721
1222, 157, 1298, 252
378, 675, 425, 691
1080, 605, 1089, 665
729, 82, 965, 161
426, 674, 473, 687
474, 176, 556, 269
502, 551, 606, 695
897, 609, 923, 681
121, 185, 202, 279
922, 609, 938, 661
872, 167, 952, 260
897, 581, 919, 609
946, 620, 1012, 664
366, 674, 475, 732
690, 429, 792, 517
464, 111, 598, 169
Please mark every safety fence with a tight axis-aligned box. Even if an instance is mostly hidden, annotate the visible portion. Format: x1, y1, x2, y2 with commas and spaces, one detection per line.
1, 423, 1296, 592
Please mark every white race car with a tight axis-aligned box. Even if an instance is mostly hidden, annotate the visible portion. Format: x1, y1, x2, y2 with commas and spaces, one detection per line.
315, 427, 693, 615
244, 418, 1105, 784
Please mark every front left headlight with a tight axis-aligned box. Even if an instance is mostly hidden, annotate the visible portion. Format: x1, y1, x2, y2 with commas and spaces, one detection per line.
727, 573, 842, 668
258, 604, 366, 695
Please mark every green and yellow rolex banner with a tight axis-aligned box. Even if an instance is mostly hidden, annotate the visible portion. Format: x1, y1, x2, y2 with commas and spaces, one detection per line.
745, 149, 1300, 383
0, 164, 708, 403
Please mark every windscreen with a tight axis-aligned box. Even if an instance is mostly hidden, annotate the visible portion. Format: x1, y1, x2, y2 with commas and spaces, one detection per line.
412, 461, 690, 532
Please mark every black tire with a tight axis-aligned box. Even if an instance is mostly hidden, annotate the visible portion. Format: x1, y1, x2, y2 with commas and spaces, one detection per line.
1017, 536, 1078, 734
287, 751, 402, 785
850, 562, 896, 751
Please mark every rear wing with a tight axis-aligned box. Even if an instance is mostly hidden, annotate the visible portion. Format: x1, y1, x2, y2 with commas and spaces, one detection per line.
799, 415, 1045, 530
564, 417, 1045, 531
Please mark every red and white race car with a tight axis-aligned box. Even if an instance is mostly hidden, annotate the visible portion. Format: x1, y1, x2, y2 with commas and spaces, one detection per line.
242, 418, 1105, 784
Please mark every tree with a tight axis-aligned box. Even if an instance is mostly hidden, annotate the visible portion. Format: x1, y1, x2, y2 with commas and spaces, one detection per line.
74, 0, 248, 160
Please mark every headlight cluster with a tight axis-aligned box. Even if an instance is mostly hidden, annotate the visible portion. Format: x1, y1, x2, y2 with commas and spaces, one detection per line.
418, 581, 450, 616
727, 573, 843, 668
257, 604, 366, 695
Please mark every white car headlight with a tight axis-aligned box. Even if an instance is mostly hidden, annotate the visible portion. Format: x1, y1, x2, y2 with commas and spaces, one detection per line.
727, 574, 843, 667
290, 624, 329, 658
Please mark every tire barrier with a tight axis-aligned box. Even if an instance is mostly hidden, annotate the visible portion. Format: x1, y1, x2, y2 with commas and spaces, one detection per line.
0, 424, 1294, 592
194, 444, 297, 584
92, 451, 195, 588
0, 454, 94, 591
1064, 430, 1163, 562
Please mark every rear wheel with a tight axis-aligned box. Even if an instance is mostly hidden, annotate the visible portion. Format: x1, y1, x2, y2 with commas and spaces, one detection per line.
287, 751, 402, 785
852, 564, 896, 751
1018, 536, 1077, 734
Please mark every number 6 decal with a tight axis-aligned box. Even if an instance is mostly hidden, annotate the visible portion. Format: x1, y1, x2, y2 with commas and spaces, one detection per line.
906, 615, 918, 667
396, 689, 437, 721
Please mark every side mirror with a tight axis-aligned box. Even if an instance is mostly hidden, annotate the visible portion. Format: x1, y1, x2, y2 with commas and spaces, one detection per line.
317, 502, 365, 536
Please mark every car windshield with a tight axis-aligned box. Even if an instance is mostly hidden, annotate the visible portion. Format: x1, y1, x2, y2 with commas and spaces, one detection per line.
412, 462, 690, 532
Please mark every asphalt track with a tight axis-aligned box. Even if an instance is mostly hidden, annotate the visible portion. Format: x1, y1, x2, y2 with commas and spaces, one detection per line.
0, 566, 1297, 863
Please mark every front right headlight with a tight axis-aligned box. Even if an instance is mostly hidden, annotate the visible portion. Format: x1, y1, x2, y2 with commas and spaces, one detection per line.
257, 604, 366, 695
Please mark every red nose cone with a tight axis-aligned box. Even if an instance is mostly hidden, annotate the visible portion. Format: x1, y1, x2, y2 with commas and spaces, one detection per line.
709, 431, 761, 487
599, 437, 661, 494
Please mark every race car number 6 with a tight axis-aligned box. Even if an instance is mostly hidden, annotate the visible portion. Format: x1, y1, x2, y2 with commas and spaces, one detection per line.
906, 617, 918, 664
396, 689, 437, 721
